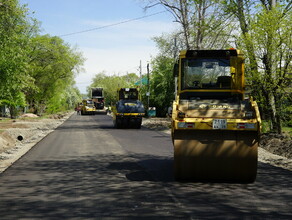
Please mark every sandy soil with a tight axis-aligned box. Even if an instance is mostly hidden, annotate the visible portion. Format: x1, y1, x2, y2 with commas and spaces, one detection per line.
0, 114, 291, 173
0, 112, 73, 173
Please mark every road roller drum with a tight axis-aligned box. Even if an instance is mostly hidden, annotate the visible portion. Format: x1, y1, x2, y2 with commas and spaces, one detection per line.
173, 130, 258, 182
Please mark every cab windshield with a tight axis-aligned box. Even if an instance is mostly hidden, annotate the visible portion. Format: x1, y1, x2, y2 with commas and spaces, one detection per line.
181, 58, 231, 89
120, 89, 138, 100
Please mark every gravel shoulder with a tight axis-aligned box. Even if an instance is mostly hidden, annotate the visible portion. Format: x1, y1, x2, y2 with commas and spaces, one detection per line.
0, 114, 291, 173
0, 112, 73, 173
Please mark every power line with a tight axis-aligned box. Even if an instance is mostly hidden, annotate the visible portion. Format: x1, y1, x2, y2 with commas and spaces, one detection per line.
59, 10, 167, 37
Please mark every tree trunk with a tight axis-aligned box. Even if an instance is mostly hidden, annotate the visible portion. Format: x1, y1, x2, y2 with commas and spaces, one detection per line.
9, 106, 17, 119
268, 92, 278, 132
274, 93, 283, 134
179, 0, 190, 49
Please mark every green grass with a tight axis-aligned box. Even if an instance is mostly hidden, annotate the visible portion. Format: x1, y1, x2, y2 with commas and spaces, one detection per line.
0, 118, 11, 123
261, 120, 292, 137
282, 127, 292, 136
261, 120, 271, 133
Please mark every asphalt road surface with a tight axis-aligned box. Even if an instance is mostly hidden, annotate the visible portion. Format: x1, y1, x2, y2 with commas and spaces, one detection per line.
0, 113, 291, 219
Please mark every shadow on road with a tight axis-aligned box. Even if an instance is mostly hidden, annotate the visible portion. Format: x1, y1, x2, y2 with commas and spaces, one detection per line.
0, 152, 291, 219
56, 124, 116, 130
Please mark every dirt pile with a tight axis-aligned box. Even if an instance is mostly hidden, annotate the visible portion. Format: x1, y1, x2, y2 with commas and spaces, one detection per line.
142, 117, 171, 131
21, 113, 39, 118
260, 133, 292, 159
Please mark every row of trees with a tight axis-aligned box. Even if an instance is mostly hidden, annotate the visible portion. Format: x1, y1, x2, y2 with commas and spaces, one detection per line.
0, 0, 84, 118
142, 0, 291, 133
89, 72, 140, 104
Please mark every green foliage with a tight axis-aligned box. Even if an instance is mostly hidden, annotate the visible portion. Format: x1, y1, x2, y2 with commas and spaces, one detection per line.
246, 3, 291, 133
26, 35, 84, 114
282, 96, 292, 127
46, 86, 82, 114
0, 0, 39, 118
66, 86, 83, 109
0, 1, 84, 117
89, 72, 139, 105
282, 127, 292, 137
148, 56, 175, 116
220, 0, 292, 133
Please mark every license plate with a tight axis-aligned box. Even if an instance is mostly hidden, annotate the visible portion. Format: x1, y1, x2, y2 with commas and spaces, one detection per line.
213, 119, 227, 129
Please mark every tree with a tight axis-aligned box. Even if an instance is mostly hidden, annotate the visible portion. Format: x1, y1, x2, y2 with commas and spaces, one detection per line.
149, 55, 175, 116
144, 0, 234, 49
0, 0, 85, 117
222, 0, 292, 133
26, 35, 84, 114
89, 72, 139, 105
252, 2, 292, 133
0, 0, 39, 118
144, 0, 237, 118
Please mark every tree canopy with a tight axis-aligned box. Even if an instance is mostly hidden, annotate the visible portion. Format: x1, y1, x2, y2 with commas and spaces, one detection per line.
0, 0, 84, 117
26, 35, 84, 114
89, 72, 140, 105
142, 0, 291, 132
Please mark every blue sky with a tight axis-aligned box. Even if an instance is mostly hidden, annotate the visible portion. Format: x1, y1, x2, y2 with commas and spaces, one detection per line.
19, 0, 178, 93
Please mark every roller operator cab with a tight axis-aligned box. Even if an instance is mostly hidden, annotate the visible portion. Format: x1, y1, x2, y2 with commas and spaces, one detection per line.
172, 49, 261, 182
112, 88, 145, 129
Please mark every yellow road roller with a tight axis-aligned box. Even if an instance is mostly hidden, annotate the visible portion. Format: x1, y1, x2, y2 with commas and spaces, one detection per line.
81, 99, 96, 115
172, 49, 261, 182
112, 88, 145, 129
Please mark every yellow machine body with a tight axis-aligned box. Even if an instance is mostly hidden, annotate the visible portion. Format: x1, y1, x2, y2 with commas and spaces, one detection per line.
81, 99, 96, 115
112, 88, 145, 129
172, 49, 261, 182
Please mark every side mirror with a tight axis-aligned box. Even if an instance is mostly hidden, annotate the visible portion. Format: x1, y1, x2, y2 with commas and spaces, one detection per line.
173, 63, 179, 77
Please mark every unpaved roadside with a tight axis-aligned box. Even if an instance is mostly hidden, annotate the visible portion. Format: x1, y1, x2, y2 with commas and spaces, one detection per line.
0, 112, 74, 173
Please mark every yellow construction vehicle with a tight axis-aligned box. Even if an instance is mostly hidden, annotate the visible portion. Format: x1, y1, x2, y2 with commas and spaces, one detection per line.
81, 99, 96, 115
112, 88, 145, 129
172, 49, 261, 182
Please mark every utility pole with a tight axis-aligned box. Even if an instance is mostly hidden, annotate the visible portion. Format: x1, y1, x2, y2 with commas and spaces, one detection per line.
174, 37, 178, 97
139, 60, 142, 88
147, 63, 150, 114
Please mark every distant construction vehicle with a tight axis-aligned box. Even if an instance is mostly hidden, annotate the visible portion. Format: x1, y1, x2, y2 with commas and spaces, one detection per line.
112, 88, 145, 129
81, 99, 96, 115
171, 49, 261, 182
91, 87, 107, 114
